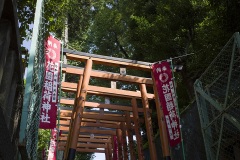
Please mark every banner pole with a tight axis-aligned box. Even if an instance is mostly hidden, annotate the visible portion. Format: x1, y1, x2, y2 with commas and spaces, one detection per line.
151, 75, 171, 159
154, 53, 195, 64
169, 58, 186, 160
56, 40, 63, 160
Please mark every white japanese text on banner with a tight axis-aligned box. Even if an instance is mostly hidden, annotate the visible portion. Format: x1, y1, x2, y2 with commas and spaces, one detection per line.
39, 36, 60, 129
152, 61, 181, 147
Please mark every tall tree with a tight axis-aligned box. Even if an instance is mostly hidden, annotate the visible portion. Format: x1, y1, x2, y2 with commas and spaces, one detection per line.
84, 0, 207, 102
84, 0, 240, 103
17, 0, 240, 154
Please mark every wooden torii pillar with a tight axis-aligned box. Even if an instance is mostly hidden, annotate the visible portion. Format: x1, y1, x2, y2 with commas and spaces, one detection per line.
125, 111, 136, 160
140, 84, 157, 160
152, 75, 171, 160
132, 98, 144, 160
58, 49, 171, 160
63, 75, 83, 159
121, 122, 128, 160
66, 58, 92, 160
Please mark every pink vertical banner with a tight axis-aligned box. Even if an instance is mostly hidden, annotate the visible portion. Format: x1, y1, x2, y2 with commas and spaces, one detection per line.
48, 128, 61, 160
42, 149, 46, 160
113, 136, 118, 160
152, 61, 181, 147
39, 36, 60, 129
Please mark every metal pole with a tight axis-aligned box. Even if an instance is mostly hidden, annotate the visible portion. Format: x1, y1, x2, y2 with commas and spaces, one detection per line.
155, 53, 195, 64
194, 80, 214, 160
216, 117, 225, 159
223, 38, 236, 108
56, 41, 64, 160
19, 0, 44, 146
169, 59, 186, 160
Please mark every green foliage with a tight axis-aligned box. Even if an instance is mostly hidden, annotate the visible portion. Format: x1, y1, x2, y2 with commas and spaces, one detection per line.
17, 0, 240, 156
17, 0, 94, 46
83, 0, 240, 105
17, 0, 36, 42
37, 129, 50, 159
75, 152, 95, 160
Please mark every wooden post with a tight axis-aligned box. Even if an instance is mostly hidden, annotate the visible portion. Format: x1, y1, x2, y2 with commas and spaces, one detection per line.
121, 122, 128, 160
105, 144, 110, 160
125, 111, 136, 160
152, 74, 171, 159
64, 75, 83, 159
140, 84, 157, 160
131, 98, 144, 160
117, 128, 123, 160
112, 135, 117, 159
67, 58, 92, 160
107, 141, 112, 160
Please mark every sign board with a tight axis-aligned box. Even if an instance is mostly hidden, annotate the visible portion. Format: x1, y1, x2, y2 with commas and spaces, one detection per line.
48, 128, 61, 160
39, 36, 60, 129
152, 61, 181, 147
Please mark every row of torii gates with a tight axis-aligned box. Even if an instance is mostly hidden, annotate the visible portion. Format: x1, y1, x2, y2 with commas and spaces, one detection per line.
58, 48, 171, 160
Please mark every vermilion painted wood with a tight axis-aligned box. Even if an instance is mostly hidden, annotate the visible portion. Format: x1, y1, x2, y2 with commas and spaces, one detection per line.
63, 66, 153, 85
125, 111, 136, 160
63, 75, 83, 159
60, 99, 152, 113
66, 53, 152, 71
140, 84, 157, 160
68, 59, 92, 158
60, 51, 171, 159
132, 98, 144, 160
152, 74, 171, 157
61, 82, 155, 99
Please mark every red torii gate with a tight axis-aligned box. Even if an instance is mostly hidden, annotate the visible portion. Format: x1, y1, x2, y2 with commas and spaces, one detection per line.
58, 48, 171, 160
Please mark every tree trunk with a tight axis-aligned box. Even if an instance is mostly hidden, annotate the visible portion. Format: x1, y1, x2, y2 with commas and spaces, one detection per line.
64, 16, 69, 47
62, 16, 68, 82
181, 63, 195, 100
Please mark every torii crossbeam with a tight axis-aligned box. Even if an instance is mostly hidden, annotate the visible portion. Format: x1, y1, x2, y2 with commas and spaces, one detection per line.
58, 48, 170, 160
